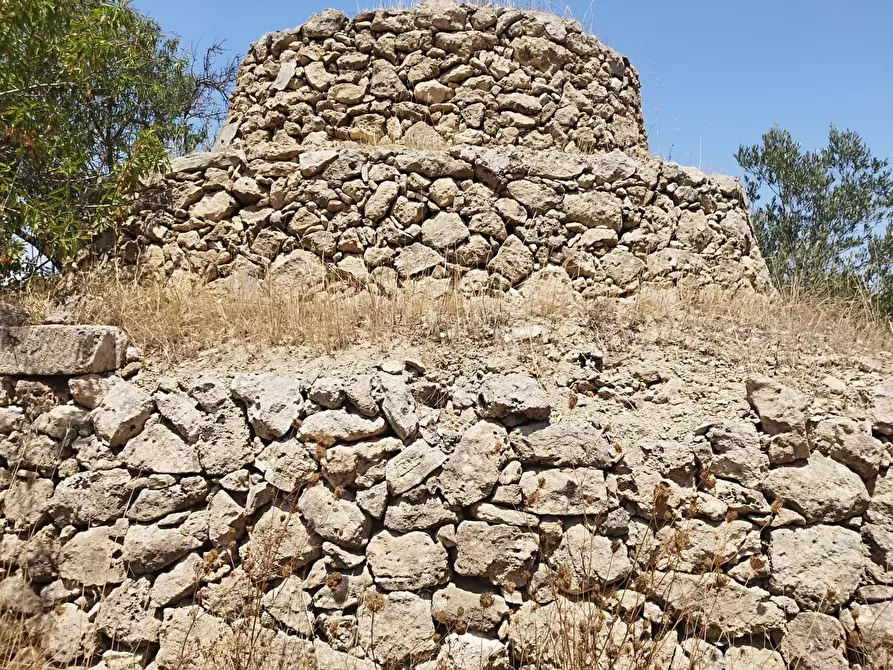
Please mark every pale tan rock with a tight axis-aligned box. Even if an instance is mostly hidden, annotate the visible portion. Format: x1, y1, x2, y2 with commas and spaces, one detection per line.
356, 591, 437, 666
366, 530, 449, 591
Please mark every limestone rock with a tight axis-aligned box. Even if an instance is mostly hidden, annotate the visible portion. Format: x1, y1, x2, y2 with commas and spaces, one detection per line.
395, 243, 445, 278
812, 416, 885, 478
303, 9, 348, 38
49, 468, 132, 525
374, 372, 418, 441
44, 603, 98, 665
510, 419, 617, 467
299, 409, 387, 447
421, 212, 470, 249
248, 502, 322, 568
454, 521, 538, 587
0, 325, 123, 376
769, 524, 866, 609
655, 571, 786, 639
478, 373, 550, 423
155, 606, 232, 669
153, 391, 204, 443
123, 523, 204, 574
439, 420, 509, 506
745, 377, 809, 435
704, 421, 768, 488
262, 576, 315, 636
150, 553, 205, 607
384, 492, 456, 532
323, 436, 402, 489
299, 483, 370, 549
519, 467, 611, 516
231, 373, 303, 440
366, 530, 449, 590
780, 612, 848, 670
871, 379, 893, 435
4, 477, 54, 529
762, 454, 869, 522
255, 437, 318, 492
436, 632, 509, 670
550, 523, 631, 593
431, 584, 509, 633
57, 526, 126, 587
385, 438, 447, 495
356, 591, 437, 667
91, 381, 154, 446
120, 423, 202, 474
314, 639, 379, 670
366, 181, 400, 222
95, 578, 161, 646
487, 235, 534, 284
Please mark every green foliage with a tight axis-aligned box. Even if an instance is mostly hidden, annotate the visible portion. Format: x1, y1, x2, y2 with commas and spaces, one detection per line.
736, 125, 893, 311
0, 0, 236, 280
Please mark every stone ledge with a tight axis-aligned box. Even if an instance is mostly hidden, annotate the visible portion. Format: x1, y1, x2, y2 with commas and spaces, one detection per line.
0, 325, 126, 376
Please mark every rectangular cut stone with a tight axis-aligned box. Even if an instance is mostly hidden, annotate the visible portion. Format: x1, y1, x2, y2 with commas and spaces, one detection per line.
0, 326, 125, 375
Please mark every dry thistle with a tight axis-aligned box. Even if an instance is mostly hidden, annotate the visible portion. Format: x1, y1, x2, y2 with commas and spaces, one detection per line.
363, 590, 386, 612
324, 572, 343, 589
479, 592, 495, 608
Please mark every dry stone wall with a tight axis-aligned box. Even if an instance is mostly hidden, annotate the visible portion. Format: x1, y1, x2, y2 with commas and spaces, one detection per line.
124, 145, 770, 297
217, 3, 648, 156
2, 325, 893, 669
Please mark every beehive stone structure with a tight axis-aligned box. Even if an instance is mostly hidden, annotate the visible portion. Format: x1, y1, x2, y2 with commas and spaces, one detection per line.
116, 0, 772, 299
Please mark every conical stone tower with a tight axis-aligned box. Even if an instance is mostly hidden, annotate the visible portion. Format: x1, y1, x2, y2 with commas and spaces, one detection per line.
124, 0, 771, 298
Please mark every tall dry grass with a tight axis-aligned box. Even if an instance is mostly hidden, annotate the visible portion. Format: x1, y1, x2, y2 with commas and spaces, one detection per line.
5, 270, 892, 372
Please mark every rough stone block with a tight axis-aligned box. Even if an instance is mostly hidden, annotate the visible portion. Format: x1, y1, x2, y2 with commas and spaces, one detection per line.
0, 326, 125, 376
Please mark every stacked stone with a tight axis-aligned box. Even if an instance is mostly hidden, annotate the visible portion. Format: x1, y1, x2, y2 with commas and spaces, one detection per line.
2, 327, 893, 669
126, 145, 770, 296
112, 1, 773, 298
218, 3, 648, 157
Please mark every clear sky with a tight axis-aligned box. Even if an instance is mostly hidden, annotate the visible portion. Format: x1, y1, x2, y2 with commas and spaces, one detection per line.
134, 0, 893, 178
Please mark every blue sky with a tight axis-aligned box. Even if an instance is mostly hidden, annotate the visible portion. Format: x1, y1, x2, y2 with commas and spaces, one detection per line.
134, 0, 893, 178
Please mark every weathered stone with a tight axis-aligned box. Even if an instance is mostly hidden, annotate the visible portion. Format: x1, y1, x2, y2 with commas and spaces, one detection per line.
439, 420, 509, 506
191, 191, 237, 222
95, 577, 161, 646
849, 600, 893, 669
153, 391, 204, 443
4, 477, 54, 529
120, 423, 202, 474
231, 373, 303, 440
247, 502, 322, 568
478, 373, 550, 423
384, 492, 456, 532
395, 242, 446, 278
375, 372, 418, 441
299, 409, 388, 447
49, 468, 132, 525
57, 526, 126, 587
762, 454, 869, 522
33, 405, 90, 439
454, 521, 538, 587
812, 416, 885, 478
780, 612, 848, 670
432, 584, 509, 633
366, 181, 400, 222
563, 191, 622, 231
298, 483, 370, 549
91, 381, 154, 446
421, 212, 470, 250
0, 326, 124, 375
123, 523, 204, 574
655, 571, 786, 640
356, 591, 437, 666
769, 525, 866, 609
705, 421, 768, 488
871, 379, 893, 435
366, 530, 449, 591
150, 553, 205, 607
314, 639, 379, 670
551, 523, 632, 594
44, 603, 98, 665
155, 606, 232, 669
323, 436, 402, 489
255, 437, 318, 492
745, 377, 809, 435
262, 576, 315, 636
206, 489, 246, 546
385, 438, 447, 495
303, 9, 348, 38
520, 467, 611, 515
487, 235, 534, 284
436, 632, 509, 670
510, 419, 617, 467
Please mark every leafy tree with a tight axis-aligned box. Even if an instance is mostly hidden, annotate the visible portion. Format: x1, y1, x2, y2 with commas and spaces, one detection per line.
0, 0, 237, 280
735, 125, 893, 310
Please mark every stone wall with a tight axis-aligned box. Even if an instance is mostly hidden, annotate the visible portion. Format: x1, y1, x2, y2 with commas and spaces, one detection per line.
217, 3, 648, 157
122, 145, 771, 296
2, 325, 893, 669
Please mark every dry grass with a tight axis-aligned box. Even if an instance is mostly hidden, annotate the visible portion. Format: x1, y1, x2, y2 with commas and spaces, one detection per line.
4, 270, 893, 372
